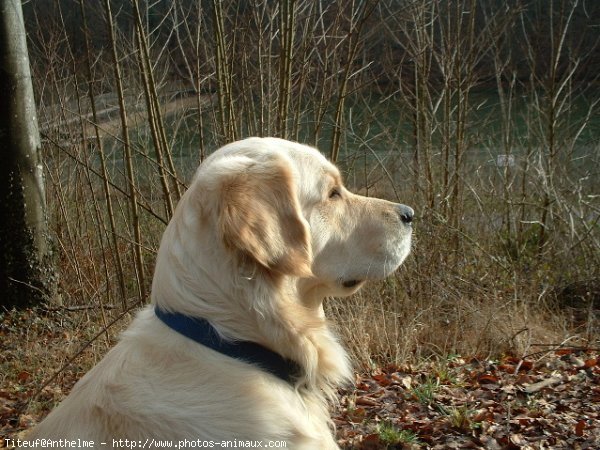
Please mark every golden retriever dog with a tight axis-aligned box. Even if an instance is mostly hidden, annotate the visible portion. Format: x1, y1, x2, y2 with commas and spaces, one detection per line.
27, 137, 413, 449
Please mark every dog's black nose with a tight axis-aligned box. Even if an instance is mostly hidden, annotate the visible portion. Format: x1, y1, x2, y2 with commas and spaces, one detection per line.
397, 205, 414, 224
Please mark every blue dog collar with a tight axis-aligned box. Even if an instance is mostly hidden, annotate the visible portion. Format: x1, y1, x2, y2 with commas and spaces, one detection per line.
154, 307, 302, 384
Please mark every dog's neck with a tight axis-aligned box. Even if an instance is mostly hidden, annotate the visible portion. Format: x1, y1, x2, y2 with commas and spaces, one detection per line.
244, 273, 353, 392
152, 269, 352, 393
154, 306, 303, 384
294, 277, 333, 311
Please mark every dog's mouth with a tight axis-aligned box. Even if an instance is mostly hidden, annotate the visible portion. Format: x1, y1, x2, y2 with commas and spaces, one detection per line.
342, 279, 362, 288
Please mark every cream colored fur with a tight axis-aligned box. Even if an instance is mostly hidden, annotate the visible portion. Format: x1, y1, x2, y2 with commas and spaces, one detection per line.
27, 137, 413, 449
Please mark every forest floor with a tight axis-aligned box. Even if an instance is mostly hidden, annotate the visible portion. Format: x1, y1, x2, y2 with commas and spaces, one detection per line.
333, 351, 599, 449
1, 308, 598, 449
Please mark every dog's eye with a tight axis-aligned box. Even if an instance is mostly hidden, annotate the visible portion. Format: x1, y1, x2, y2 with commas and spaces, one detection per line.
329, 188, 342, 199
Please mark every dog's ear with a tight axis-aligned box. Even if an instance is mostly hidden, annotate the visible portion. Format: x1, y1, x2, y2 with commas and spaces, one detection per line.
218, 155, 312, 277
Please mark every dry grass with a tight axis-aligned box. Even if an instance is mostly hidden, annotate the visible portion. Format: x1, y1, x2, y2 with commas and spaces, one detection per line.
327, 231, 578, 369
0, 307, 131, 435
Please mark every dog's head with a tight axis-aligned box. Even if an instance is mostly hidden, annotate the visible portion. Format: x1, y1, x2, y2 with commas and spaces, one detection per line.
158, 137, 412, 306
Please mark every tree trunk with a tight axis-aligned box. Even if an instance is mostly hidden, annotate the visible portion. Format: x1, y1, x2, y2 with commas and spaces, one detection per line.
0, 0, 52, 308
